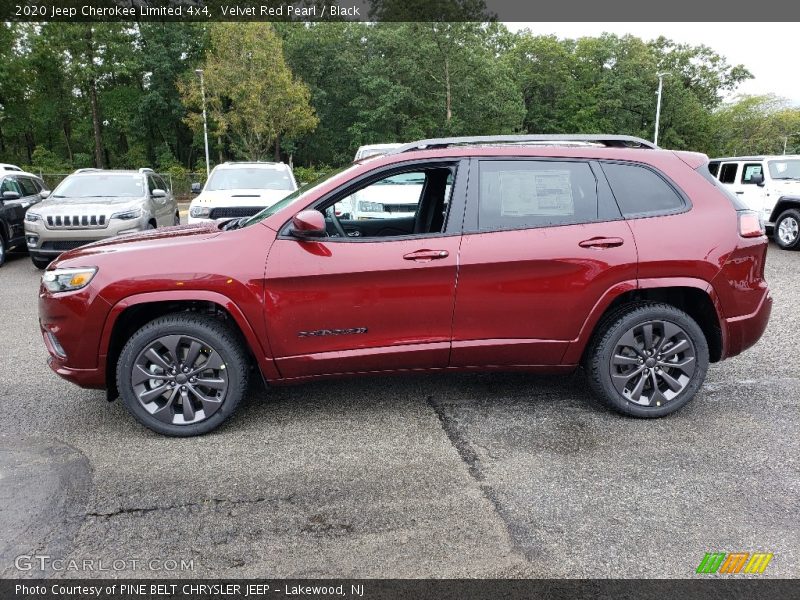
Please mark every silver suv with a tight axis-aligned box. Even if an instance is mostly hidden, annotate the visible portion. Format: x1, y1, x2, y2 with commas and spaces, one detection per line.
24, 168, 179, 269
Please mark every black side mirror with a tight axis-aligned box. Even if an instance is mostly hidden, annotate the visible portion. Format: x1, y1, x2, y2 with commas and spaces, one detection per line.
2, 191, 21, 201
191, 182, 202, 194
751, 172, 765, 186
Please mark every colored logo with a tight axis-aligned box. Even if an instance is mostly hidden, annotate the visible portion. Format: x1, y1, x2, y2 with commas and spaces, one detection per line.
696, 552, 773, 574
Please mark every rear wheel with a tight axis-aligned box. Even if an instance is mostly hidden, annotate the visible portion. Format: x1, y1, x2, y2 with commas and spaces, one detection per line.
0, 234, 6, 267
116, 313, 249, 436
587, 303, 709, 418
774, 209, 800, 250
174, 212, 181, 226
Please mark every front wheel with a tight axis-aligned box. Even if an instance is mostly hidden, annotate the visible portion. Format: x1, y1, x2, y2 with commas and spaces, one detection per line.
31, 255, 50, 270
587, 303, 709, 418
116, 313, 249, 436
774, 209, 800, 250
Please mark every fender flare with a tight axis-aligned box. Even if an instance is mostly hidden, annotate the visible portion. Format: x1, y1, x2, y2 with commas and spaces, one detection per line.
561, 277, 724, 364
98, 289, 280, 381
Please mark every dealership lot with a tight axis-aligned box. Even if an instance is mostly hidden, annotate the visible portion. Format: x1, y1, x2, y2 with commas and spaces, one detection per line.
0, 242, 797, 579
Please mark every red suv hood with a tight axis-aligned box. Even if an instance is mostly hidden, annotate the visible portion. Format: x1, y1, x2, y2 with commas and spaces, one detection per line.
53, 223, 221, 265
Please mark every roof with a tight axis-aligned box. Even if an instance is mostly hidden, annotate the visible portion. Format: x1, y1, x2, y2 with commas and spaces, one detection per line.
390, 134, 658, 155
218, 161, 286, 168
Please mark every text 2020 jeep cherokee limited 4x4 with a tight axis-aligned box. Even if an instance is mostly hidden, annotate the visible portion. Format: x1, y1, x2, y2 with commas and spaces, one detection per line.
38, 135, 772, 436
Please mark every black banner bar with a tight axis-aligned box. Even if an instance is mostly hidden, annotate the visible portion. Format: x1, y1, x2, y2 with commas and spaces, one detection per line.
3, 579, 800, 600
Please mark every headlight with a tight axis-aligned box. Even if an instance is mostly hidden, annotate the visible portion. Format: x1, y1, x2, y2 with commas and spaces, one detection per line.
111, 208, 142, 220
25, 212, 42, 222
359, 201, 384, 212
189, 206, 210, 218
42, 267, 98, 293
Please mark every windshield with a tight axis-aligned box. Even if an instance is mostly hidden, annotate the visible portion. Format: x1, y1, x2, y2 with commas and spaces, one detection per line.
206, 167, 294, 191
241, 164, 355, 227
768, 159, 800, 180
51, 174, 145, 198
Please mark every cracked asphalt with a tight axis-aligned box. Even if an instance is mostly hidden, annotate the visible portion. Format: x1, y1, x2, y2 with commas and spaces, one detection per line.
0, 240, 797, 579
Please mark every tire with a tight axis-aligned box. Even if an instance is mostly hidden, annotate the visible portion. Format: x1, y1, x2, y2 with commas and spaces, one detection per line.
774, 209, 800, 250
0, 234, 6, 267
587, 302, 709, 418
116, 313, 249, 436
174, 212, 181, 226
31, 255, 50, 270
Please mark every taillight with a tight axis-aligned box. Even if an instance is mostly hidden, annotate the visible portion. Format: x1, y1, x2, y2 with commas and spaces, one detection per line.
738, 210, 764, 238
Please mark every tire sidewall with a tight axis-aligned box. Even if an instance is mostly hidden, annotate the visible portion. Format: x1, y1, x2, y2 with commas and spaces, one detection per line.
0, 235, 6, 267
117, 317, 247, 436
594, 306, 709, 418
775, 210, 800, 250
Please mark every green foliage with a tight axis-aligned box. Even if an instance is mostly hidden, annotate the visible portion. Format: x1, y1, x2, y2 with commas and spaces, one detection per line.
24, 146, 72, 173
293, 165, 333, 185
0, 21, 772, 173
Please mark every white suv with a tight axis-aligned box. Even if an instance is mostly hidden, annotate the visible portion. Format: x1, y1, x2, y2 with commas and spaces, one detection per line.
709, 155, 800, 249
188, 162, 297, 224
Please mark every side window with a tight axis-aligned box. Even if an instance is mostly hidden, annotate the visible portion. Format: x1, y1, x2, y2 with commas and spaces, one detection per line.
718, 162, 739, 184
146, 175, 157, 193
741, 163, 764, 184
708, 162, 720, 177
335, 171, 426, 221
155, 175, 169, 191
18, 177, 38, 197
477, 160, 598, 231
0, 177, 22, 196
602, 162, 685, 217
321, 166, 454, 238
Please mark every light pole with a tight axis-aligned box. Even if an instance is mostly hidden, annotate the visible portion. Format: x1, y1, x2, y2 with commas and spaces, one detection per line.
654, 72, 671, 147
783, 132, 800, 155
195, 69, 210, 177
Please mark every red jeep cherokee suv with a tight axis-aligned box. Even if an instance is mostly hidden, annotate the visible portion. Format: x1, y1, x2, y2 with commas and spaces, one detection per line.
38, 135, 772, 436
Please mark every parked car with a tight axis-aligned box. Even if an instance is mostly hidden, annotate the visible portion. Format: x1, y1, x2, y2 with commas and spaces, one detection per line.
709, 155, 800, 249
353, 143, 403, 162
25, 168, 178, 269
0, 170, 48, 266
38, 134, 771, 436
188, 162, 297, 224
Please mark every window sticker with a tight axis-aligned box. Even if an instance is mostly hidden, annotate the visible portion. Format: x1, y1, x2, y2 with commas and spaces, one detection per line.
497, 169, 574, 217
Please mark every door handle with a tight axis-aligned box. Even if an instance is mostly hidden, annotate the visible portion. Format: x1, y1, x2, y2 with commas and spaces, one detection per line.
578, 237, 624, 249
735, 191, 744, 194
403, 249, 449, 261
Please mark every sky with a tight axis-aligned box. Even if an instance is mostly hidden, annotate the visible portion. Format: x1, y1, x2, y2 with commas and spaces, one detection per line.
507, 23, 798, 105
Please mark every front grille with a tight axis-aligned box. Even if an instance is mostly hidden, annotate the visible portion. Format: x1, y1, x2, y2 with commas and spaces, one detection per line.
383, 204, 416, 214
40, 240, 95, 251
46, 214, 107, 229
209, 206, 263, 219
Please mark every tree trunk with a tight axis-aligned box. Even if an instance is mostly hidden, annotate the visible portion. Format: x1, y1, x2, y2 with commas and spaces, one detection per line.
444, 56, 452, 125
63, 122, 74, 163
85, 27, 105, 168
218, 135, 223, 164
274, 134, 280, 162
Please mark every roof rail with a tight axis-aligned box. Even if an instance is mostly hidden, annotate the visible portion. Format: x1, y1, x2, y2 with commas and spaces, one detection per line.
390, 134, 659, 154
73, 168, 101, 174
138, 167, 155, 174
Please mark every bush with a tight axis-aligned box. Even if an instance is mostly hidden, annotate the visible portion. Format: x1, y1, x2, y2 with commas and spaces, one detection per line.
24, 146, 71, 174
293, 165, 333, 186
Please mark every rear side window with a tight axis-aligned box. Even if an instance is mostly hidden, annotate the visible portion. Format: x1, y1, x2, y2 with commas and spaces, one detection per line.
602, 163, 685, 217
741, 163, 763, 184
719, 163, 739, 184
477, 160, 598, 231
708, 162, 720, 177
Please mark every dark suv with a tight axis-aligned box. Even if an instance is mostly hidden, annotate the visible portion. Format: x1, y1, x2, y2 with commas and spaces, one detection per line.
0, 170, 47, 266
38, 135, 771, 436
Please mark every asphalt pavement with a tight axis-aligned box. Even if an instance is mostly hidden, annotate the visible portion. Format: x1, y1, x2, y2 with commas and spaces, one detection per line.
0, 238, 797, 579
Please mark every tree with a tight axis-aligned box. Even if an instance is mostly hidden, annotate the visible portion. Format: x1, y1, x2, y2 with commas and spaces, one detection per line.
181, 23, 318, 161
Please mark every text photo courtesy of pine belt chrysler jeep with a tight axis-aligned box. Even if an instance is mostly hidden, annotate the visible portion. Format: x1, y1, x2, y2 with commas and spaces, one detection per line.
38, 135, 771, 436
25, 168, 179, 269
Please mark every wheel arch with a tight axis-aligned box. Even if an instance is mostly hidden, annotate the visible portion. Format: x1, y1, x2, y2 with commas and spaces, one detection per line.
568, 279, 724, 366
100, 291, 277, 399
769, 196, 800, 223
